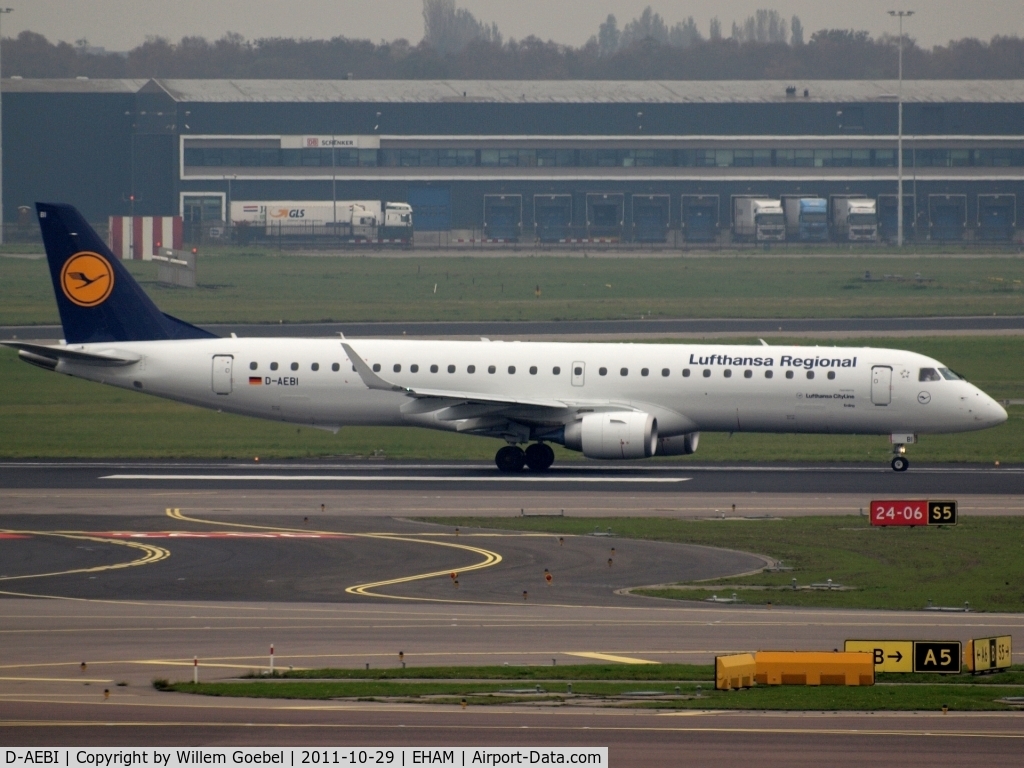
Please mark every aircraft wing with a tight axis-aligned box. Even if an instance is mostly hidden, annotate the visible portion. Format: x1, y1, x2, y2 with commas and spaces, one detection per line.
342, 342, 570, 411
2, 342, 141, 370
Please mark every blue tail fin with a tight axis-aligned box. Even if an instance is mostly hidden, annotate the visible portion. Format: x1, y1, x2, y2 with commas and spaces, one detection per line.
36, 203, 217, 343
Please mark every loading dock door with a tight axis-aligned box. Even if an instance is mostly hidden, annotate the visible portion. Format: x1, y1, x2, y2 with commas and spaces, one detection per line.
928, 194, 966, 242
681, 195, 719, 242
871, 366, 892, 406
534, 195, 573, 242
977, 195, 1016, 242
212, 355, 233, 395
632, 195, 670, 243
483, 195, 522, 241
878, 194, 915, 242
586, 193, 624, 240
407, 186, 451, 231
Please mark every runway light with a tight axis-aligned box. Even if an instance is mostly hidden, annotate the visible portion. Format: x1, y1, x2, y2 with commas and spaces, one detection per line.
103, 688, 110, 700
523, 590, 528, 600
461, 698, 467, 709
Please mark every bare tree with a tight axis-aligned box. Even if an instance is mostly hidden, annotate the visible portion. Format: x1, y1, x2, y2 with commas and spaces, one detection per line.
791, 15, 805, 46
620, 6, 669, 48
598, 14, 620, 55
669, 17, 703, 49
709, 17, 722, 41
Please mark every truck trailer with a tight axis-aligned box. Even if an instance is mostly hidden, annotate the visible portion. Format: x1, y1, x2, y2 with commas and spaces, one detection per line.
831, 197, 878, 242
230, 200, 413, 240
783, 197, 828, 242
733, 198, 786, 242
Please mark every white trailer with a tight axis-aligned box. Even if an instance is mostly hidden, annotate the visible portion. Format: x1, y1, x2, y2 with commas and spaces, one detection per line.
733, 198, 786, 241
229, 200, 412, 240
832, 197, 878, 242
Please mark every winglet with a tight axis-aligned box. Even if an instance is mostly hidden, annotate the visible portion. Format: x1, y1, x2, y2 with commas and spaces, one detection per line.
341, 343, 409, 393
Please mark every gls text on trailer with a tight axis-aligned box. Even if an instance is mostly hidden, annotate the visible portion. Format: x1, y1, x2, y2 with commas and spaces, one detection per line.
229, 200, 413, 242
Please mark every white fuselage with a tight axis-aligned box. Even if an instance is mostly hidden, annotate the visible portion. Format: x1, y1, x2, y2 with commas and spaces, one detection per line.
53, 338, 1007, 444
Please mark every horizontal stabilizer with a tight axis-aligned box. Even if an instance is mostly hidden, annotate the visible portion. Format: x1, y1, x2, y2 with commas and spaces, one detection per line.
2, 341, 141, 367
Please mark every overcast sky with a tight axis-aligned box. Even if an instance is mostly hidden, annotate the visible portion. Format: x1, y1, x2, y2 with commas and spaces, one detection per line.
7, 1, 1021, 52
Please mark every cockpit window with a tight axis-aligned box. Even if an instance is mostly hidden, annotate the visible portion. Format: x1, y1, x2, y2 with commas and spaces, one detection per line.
938, 367, 964, 381
919, 368, 942, 382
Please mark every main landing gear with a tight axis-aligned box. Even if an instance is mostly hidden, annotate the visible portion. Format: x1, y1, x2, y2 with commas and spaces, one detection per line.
891, 443, 910, 472
495, 443, 555, 473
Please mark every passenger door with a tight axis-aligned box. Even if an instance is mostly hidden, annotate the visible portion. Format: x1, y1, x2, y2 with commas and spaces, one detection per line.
212, 355, 233, 395
571, 361, 585, 387
871, 365, 892, 406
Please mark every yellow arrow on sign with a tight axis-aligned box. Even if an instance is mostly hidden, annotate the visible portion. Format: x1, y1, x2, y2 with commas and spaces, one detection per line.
845, 640, 914, 673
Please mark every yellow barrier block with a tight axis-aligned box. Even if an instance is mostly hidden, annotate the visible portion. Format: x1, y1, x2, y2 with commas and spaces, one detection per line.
715, 653, 757, 690
754, 651, 874, 687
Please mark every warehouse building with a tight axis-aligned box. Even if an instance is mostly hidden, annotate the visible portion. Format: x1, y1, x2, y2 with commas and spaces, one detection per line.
5, 78, 1024, 243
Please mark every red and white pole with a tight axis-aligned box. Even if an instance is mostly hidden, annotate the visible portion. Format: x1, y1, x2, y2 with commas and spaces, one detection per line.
270, 644, 275, 674
193, 656, 198, 684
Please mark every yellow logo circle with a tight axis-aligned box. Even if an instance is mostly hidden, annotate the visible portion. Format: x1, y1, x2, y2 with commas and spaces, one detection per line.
60, 252, 115, 307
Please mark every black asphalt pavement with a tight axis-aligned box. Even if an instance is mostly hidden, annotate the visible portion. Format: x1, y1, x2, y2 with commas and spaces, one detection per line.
1, 459, 1020, 494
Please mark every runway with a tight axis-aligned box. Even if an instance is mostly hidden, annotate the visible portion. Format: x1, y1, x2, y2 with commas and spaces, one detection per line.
2, 459, 1022, 495
3, 463, 1023, 761
4, 314, 1024, 341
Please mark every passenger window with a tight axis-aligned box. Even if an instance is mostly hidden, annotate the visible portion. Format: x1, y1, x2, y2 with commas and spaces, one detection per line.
919, 368, 942, 382
530, 366, 537, 375
553, 366, 561, 375
312, 363, 319, 371
661, 368, 669, 377
331, 363, 340, 372
724, 369, 732, 378
786, 370, 794, 379
468, 365, 476, 373
372, 363, 381, 372
806, 371, 814, 379
488, 365, 496, 374
411, 364, 419, 373
448, 364, 456, 373
508, 366, 516, 374
599, 367, 608, 376
249, 362, 257, 370
620, 368, 628, 376
393, 364, 401, 373
765, 370, 773, 379
430, 364, 439, 373
683, 369, 691, 377
291, 362, 299, 371
744, 370, 752, 378
270, 362, 279, 371
703, 369, 711, 378
827, 371, 835, 380
641, 368, 649, 377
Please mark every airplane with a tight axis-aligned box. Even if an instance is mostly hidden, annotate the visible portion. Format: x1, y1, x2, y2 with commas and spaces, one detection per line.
4, 202, 1008, 473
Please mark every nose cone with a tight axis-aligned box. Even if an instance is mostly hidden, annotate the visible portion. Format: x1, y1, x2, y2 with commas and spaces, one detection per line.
971, 387, 1009, 428
987, 397, 1009, 427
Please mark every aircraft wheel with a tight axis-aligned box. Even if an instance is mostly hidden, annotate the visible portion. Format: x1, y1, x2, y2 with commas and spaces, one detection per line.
891, 456, 910, 472
495, 445, 526, 473
524, 442, 555, 472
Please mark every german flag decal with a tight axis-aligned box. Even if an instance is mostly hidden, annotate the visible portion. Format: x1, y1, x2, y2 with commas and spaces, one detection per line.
249, 377, 262, 385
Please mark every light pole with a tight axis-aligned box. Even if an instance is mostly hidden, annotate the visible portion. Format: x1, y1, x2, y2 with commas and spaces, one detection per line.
0, 8, 13, 245
889, 10, 914, 247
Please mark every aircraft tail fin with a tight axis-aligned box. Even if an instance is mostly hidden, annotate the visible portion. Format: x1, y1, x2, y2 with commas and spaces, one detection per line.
35, 203, 216, 343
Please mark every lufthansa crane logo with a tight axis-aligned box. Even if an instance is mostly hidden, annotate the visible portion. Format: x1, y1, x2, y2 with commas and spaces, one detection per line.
60, 251, 115, 307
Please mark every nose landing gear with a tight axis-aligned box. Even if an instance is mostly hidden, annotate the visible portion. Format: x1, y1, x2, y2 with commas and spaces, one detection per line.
495, 443, 555, 473
891, 443, 909, 472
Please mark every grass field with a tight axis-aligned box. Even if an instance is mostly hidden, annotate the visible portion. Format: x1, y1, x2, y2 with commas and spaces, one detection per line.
159, 663, 1024, 711
0, 336, 1021, 460
3, 252, 1023, 325
421, 516, 1024, 613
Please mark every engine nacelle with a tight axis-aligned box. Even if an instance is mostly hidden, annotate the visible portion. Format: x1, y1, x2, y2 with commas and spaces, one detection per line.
656, 432, 700, 456
564, 411, 658, 460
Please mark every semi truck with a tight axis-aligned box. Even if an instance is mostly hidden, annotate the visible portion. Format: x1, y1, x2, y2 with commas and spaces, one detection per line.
783, 197, 829, 241
733, 198, 786, 242
831, 197, 878, 242
229, 200, 413, 240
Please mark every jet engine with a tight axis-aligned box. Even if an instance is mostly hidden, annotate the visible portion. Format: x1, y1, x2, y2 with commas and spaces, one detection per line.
563, 411, 658, 460
656, 432, 700, 456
